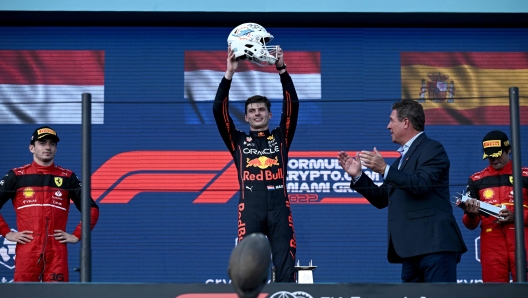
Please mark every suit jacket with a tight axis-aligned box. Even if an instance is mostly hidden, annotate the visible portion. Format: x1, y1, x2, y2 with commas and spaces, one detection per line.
351, 133, 467, 263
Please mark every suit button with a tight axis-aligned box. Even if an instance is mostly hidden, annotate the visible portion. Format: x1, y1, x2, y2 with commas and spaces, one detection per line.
389, 200, 392, 204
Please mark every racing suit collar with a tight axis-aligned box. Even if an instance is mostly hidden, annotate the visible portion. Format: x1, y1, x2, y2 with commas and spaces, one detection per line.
31, 161, 55, 174
250, 130, 270, 138
487, 159, 512, 174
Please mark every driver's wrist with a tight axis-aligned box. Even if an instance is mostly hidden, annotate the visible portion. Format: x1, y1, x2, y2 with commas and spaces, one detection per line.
225, 71, 235, 80
276, 62, 286, 71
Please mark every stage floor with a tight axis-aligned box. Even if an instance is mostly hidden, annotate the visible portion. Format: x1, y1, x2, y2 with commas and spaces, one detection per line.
1, 282, 528, 298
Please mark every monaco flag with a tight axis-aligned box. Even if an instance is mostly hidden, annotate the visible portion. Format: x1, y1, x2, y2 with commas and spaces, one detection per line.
401, 52, 528, 125
0, 50, 105, 124
183, 50, 321, 125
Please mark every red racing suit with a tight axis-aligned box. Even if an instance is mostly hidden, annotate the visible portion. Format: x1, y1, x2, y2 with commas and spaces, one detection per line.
0, 162, 99, 282
463, 161, 528, 282
213, 71, 299, 282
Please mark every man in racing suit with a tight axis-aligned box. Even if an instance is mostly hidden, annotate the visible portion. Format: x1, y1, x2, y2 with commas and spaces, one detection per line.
462, 130, 528, 282
0, 126, 99, 282
213, 47, 298, 282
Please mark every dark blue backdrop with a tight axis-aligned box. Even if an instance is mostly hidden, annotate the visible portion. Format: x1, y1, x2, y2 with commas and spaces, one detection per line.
0, 26, 527, 283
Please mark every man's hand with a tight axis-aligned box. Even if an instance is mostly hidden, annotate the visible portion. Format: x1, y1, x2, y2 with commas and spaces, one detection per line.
498, 208, 514, 223
225, 46, 239, 80
5, 230, 33, 244
275, 46, 285, 71
463, 198, 480, 216
53, 230, 79, 244
359, 147, 387, 175
338, 151, 362, 178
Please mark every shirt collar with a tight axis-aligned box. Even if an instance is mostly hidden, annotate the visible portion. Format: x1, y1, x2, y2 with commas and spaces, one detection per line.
398, 131, 424, 156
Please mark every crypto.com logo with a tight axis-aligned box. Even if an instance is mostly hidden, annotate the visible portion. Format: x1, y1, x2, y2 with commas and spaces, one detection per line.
92, 151, 399, 205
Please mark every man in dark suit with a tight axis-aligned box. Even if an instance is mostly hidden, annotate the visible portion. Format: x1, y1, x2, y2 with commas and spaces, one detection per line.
337, 99, 467, 282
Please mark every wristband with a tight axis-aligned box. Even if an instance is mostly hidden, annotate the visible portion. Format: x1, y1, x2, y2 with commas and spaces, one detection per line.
276, 63, 287, 71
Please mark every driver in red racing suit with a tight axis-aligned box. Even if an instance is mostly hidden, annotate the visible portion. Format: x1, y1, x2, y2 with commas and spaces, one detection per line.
213, 47, 298, 282
0, 126, 99, 282
462, 130, 528, 282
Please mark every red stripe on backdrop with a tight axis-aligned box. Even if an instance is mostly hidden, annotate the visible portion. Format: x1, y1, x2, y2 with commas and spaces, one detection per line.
184, 51, 320, 74
400, 52, 528, 69
289, 151, 401, 158
425, 106, 528, 125
0, 50, 105, 85
319, 198, 369, 204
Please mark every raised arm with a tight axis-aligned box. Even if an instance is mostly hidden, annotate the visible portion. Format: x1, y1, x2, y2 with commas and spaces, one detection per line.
276, 47, 299, 149
213, 47, 239, 154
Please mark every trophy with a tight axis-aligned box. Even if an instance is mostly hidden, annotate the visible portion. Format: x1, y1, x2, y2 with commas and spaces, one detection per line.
294, 260, 317, 284
454, 192, 506, 220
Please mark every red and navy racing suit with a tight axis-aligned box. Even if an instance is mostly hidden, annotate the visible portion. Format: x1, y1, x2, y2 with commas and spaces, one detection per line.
463, 161, 528, 282
0, 162, 99, 282
213, 71, 299, 282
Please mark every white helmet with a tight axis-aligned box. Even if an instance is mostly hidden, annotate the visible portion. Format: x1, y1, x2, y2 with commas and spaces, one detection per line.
227, 23, 278, 66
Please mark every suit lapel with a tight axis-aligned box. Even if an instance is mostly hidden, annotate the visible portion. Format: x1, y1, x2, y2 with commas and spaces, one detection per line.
387, 133, 426, 195
399, 133, 426, 171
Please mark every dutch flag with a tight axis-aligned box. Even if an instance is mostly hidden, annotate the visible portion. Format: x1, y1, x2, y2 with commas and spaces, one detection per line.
183, 50, 321, 125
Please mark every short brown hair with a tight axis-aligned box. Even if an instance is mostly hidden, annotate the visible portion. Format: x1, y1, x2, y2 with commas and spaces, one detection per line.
245, 95, 271, 114
391, 100, 425, 132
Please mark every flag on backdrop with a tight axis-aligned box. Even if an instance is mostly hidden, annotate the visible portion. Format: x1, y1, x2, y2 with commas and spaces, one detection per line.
0, 50, 105, 124
401, 52, 528, 125
183, 51, 321, 124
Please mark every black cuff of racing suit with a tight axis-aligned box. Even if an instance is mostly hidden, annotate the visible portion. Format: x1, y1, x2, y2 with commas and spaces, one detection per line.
220, 77, 232, 90
279, 70, 292, 85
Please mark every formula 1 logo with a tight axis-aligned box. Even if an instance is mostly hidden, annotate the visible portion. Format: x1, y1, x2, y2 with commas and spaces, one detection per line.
92, 151, 399, 204
0, 230, 17, 270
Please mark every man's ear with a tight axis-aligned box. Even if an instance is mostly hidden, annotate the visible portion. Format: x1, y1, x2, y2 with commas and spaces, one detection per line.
29, 144, 34, 153
403, 118, 410, 129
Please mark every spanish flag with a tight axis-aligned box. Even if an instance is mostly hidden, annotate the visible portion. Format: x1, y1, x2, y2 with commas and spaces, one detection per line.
401, 52, 528, 125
